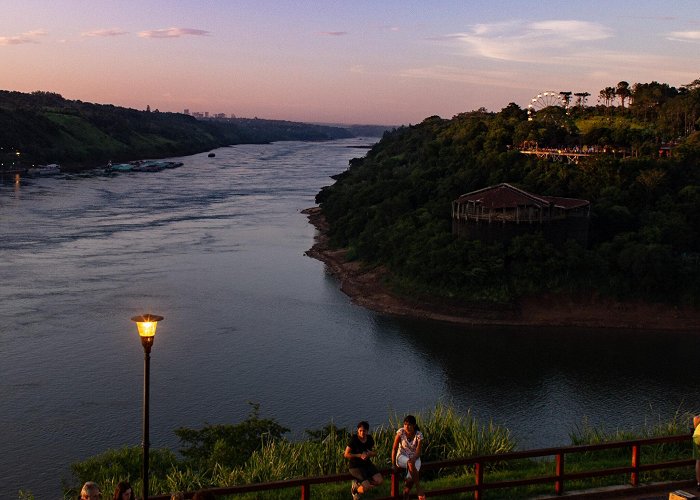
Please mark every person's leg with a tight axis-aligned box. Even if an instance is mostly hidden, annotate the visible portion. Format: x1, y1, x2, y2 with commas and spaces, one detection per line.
396, 455, 412, 497
349, 468, 363, 498
408, 458, 424, 498
358, 464, 383, 492
696, 459, 700, 488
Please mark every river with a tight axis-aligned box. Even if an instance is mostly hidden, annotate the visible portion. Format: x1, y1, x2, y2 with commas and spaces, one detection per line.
1, 138, 698, 498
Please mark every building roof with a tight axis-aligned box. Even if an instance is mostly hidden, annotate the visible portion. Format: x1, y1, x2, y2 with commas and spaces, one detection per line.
455, 183, 589, 210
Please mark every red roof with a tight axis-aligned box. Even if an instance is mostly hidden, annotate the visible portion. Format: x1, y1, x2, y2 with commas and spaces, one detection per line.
455, 183, 589, 210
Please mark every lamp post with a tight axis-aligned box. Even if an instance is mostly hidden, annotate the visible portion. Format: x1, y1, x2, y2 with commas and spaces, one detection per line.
131, 314, 164, 500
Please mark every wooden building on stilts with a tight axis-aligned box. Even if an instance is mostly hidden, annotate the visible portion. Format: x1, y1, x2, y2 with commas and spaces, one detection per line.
452, 183, 590, 245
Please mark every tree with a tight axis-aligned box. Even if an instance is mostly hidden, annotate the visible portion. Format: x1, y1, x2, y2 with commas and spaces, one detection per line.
598, 87, 616, 108
559, 91, 573, 109
174, 402, 290, 470
616, 81, 631, 108
574, 92, 591, 108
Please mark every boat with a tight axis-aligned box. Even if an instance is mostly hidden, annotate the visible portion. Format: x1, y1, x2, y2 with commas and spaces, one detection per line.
26, 164, 61, 176
131, 160, 183, 172
106, 162, 133, 173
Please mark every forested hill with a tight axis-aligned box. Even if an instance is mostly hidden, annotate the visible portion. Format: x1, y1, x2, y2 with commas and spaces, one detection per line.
0, 90, 389, 169
316, 80, 700, 305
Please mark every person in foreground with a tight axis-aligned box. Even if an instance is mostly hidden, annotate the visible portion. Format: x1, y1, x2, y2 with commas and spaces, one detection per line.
344, 420, 383, 499
392, 415, 425, 500
112, 481, 134, 500
80, 481, 102, 500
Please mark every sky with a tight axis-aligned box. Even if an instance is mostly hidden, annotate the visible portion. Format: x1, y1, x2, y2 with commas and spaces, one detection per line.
1, 0, 699, 125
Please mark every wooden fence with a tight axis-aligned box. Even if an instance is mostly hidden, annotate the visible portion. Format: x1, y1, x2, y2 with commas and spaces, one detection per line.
151, 433, 694, 499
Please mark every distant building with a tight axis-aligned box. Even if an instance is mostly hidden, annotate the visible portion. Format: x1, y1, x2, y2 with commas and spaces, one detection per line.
452, 183, 590, 245
184, 109, 190, 115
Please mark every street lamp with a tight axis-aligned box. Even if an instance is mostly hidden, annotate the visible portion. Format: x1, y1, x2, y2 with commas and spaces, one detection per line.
131, 313, 164, 500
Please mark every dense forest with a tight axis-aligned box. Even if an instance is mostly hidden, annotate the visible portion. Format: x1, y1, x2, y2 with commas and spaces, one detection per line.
0, 90, 388, 170
316, 79, 700, 305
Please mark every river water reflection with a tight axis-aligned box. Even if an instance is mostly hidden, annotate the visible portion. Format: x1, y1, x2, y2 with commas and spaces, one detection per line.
1, 139, 698, 498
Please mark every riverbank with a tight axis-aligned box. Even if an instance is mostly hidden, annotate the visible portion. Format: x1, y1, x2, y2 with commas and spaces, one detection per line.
303, 206, 700, 331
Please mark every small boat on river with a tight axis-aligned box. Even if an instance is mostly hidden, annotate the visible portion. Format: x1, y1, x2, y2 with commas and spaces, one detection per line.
105, 162, 133, 173
26, 164, 61, 176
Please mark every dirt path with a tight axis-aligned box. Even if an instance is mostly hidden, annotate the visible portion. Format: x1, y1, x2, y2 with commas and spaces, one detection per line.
302, 207, 700, 331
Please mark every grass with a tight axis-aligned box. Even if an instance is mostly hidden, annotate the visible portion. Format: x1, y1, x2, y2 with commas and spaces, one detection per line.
59, 403, 696, 499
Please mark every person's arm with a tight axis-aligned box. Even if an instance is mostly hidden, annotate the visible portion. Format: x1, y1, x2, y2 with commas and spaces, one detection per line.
412, 433, 423, 462
344, 445, 355, 460
391, 432, 400, 467
366, 436, 377, 458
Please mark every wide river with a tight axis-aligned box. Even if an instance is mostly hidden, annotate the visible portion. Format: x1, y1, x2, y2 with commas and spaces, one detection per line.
1, 138, 699, 498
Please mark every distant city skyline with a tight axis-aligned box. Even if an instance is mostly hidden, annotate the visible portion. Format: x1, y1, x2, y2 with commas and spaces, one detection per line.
1, 0, 699, 125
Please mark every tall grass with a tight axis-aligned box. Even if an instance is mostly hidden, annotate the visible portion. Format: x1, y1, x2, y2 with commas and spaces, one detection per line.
62, 403, 695, 499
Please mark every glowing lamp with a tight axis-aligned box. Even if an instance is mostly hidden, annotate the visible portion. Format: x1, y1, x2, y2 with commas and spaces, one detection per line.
131, 314, 163, 338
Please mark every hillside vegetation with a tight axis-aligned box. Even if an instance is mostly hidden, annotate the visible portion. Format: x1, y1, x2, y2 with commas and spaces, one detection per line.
316, 79, 700, 305
0, 90, 388, 170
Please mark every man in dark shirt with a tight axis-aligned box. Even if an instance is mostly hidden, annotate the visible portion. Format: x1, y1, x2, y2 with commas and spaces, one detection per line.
344, 421, 383, 499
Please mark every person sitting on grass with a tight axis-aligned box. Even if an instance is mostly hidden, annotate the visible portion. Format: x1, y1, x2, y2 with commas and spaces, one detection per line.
344, 420, 383, 499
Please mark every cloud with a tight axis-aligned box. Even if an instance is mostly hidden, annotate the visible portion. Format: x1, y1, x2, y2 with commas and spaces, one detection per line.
319, 31, 348, 36
0, 29, 47, 46
667, 31, 700, 42
138, 27, 210, 38
82, 28, 128, 37
447, 20, 613, 62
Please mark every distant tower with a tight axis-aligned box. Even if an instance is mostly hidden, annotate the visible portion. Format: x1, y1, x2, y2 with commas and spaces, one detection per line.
146, 105, 151, 112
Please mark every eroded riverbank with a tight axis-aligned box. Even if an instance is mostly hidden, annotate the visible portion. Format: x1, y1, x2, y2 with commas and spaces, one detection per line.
303, 206, 700, 331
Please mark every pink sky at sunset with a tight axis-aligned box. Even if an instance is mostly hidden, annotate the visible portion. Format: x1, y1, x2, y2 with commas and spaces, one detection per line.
1, 0, 699, 125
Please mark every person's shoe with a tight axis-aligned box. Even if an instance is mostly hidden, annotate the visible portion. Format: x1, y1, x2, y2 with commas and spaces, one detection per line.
351, 480, 360, 500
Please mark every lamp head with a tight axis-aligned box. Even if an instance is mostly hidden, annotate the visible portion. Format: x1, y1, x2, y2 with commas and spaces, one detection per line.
131, 314, 163, 350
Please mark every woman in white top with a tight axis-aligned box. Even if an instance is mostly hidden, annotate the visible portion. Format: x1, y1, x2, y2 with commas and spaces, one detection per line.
391, 414, 425, 500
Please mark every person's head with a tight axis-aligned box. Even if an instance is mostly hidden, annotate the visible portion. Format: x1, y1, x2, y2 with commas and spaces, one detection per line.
80, 482, 101, 500
357, 420, 369, 438
170, 493, 185, 500
403, 415, 418, 433
113, 481, 133, 500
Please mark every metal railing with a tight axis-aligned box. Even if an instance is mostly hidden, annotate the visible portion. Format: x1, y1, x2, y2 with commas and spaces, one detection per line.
151, 433, 694, 499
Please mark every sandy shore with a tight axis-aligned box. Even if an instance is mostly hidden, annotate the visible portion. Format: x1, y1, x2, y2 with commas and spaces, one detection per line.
302, 207, 700, 331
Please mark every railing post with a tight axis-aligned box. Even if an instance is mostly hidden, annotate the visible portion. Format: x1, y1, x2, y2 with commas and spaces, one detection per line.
555, 452, 565, 495
475, 461, 483, 500
631, 442, 640, 486
391, 468, 399, 498
300, 482, 310, 500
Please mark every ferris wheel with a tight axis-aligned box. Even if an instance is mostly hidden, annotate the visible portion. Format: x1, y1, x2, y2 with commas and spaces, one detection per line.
527, 91, 567, 120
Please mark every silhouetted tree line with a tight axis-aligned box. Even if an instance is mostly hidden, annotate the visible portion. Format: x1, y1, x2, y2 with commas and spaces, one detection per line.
0, 90, 374, 169
316, 78, 700, 305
